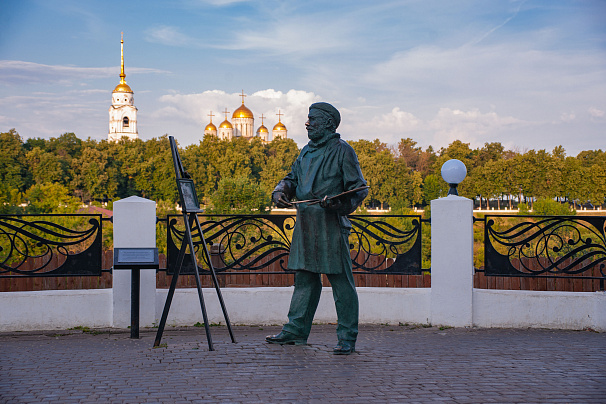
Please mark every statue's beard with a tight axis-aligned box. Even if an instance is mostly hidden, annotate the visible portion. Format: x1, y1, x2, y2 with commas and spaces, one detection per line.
307, 127, 328, 141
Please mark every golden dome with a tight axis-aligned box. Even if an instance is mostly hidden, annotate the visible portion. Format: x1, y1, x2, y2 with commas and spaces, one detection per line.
220, 120, 233, 129
233, 103, 253, 119
113, 82, 133, 93
205, 122, 217, 131
257, 124, 268, 133
273, 121, 286, 131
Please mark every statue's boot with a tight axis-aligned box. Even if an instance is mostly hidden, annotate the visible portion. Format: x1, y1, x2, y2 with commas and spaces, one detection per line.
333, 340, 356, 355
265, 331, 307, 345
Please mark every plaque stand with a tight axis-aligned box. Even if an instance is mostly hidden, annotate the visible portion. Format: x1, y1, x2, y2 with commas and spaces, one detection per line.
153, 136, 236, 350
113, 248, 159, 339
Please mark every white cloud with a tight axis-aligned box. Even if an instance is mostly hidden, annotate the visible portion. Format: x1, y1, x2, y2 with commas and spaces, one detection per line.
220, 16, 354, 57
559, 112, 576, 122
252, 89, 283, 99
341, 105, 523, 151
373, 108, 421, 132
364, 42, 605, 111
145, 26, 196, 47
0, 92, 107, 138
153, 89, 320, 145
428, 108, 520, 145
588, 107, 604, 118
0, 60, 168, 86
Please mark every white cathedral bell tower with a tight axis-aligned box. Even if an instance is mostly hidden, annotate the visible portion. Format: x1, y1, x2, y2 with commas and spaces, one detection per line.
108, 33, 138, 142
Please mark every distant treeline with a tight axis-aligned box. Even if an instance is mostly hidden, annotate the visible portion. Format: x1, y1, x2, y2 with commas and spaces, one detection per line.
1, 129, 605, 214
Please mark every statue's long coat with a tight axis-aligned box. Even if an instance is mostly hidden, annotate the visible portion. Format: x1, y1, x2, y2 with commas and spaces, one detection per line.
274, 135, 368, 274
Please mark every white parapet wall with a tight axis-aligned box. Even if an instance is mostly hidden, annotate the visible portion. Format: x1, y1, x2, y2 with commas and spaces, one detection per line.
0, 289, 112, 332
0, 287, 431, 332
154, 287, 431, 327
2, 286, 604, 332
473, 289, 606, 330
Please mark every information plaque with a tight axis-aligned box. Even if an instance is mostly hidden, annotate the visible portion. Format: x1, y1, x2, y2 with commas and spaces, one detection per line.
113, 248, 159, 270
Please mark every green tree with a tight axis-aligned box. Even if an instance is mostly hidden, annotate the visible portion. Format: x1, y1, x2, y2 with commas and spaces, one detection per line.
476, 142, 504, 166
0, 129, 31, 191
71, 144, 118, 202
518, 198, 575, 216
23, 137, 47, 151
422, 174, 446, 204
138, 135, 178, 202
349, 139, 394, 207
0, 182, 24, 214
259, 138, 299, 195
25, 182, 81, 213
26, 147, 67, 185
208, 176, 270, 214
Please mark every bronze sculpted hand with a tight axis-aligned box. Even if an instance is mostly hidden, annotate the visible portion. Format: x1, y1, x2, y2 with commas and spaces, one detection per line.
272, 191, 293, 208
319, 195, 344, 212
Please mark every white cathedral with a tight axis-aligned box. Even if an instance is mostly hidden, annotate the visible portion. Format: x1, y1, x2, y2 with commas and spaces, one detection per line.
108, 36, 286, 143
204, 91, 288, 142
108, 34, 138, 142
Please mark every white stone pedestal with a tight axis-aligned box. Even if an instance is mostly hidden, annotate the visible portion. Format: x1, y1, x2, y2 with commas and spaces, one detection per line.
430, 195, 474, 327
112, 196, 157, 328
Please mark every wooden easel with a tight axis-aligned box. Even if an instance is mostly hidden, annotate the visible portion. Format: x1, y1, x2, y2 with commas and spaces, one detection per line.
153, 136, 236, 350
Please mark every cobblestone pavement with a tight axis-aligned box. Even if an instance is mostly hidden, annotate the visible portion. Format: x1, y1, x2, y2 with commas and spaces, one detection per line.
1, 324, 604, 403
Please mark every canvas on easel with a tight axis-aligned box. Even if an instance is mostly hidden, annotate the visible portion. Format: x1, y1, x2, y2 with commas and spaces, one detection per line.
177, 179, 200, 211
153, 136, 235, 350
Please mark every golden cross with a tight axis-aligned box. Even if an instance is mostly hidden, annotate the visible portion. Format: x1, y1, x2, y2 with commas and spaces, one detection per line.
259, 114, 265, 125
208, 111, 215, 123
223, 108, 230, 120
276, 110, 283, 122
240, 90, 246, 104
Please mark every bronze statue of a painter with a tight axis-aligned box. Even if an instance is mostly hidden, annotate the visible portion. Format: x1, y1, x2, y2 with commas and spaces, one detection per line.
266, 102, 368, 355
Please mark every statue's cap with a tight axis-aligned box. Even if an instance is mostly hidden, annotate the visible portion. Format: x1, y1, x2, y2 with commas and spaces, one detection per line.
310, 102, 340, 129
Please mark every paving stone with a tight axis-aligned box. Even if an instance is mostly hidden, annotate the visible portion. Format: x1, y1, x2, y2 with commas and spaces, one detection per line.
0, 325, 605, 402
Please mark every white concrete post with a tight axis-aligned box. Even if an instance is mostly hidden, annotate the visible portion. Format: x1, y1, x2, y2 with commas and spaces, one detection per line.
112, 196, 157, 328
430, 195, 474, 327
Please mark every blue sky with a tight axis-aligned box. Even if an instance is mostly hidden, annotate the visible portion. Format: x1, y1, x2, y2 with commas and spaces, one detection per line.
1, 0, 604, 155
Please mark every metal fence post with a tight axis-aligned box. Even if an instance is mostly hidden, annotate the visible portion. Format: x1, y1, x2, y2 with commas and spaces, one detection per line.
112, 196, 157, 328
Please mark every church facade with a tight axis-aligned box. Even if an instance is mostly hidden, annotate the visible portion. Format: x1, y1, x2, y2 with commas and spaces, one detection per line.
108, 34, 138, 142
204, 91, 287, 142
107, 37, 286, 144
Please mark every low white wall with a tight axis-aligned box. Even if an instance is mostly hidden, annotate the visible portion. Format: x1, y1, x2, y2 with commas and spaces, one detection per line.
0, 289, 112, 332
154, 287, 431, 327
1, 287, 603, 332
473, 289, 606, 331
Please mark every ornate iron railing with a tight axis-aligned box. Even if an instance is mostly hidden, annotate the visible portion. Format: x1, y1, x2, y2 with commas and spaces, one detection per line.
166, 214, 425, 275
0, 214, 104, 278
481, 215, 605, 285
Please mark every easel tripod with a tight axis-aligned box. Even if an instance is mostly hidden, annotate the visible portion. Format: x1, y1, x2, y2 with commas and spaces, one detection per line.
153, 136, 236, 350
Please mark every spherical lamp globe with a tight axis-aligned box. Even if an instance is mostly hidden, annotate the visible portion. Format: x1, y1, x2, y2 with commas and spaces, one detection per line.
441, 159, 467, 196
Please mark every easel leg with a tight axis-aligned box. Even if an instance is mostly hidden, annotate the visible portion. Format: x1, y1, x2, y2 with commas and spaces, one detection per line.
185, 213, 214, 351
194, 215, 237, 343
153, 234, 187, 347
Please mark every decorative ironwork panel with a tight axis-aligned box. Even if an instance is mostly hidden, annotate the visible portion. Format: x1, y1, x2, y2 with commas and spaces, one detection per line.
0, 214, 103, 277
167, 214, 295, 275
349, 215, 423, 274
166, 214, 424, 275
484, 215, 606, 280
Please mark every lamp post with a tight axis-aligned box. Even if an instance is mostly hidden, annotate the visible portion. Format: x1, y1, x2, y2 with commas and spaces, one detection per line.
441, 159, 467, 196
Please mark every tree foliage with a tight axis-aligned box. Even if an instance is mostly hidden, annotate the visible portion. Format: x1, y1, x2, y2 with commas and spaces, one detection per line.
0, 129, 604, 214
